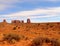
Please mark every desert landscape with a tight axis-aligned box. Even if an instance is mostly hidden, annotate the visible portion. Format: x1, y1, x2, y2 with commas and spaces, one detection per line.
0, 19, 60, 46
0, 0, 60, 46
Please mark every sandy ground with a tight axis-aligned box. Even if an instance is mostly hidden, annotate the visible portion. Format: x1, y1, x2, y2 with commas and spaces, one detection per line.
0, 22, 60, 46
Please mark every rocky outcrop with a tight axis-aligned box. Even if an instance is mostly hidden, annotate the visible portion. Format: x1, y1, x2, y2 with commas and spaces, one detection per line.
27, 19, 31, 23
11, 20, 20, 24
21, 20, 24, 23
3, 19, 6, 23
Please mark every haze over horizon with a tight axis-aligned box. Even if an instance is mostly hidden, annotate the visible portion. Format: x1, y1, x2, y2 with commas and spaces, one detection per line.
0, 0, 60, 23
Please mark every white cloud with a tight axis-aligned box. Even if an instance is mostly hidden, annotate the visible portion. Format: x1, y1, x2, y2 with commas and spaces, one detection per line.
1, 7, 60, 19
0, 4, 14, 11
0, 0, 20, 11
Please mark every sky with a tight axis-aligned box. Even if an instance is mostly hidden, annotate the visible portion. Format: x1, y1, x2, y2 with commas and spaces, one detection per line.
0, 0, 60, 23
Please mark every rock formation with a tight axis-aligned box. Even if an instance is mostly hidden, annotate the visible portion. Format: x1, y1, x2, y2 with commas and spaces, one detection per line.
3, 19, 7, 23
11, 20, 20, 24
21, 20, 24, 23
27, 18, 31, 23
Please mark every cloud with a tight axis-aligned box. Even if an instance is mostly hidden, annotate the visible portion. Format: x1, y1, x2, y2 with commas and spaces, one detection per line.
0, 4, 14, 11
0, 0, 60, 11
20, 0, 60, 2
1, 7, 60, 19
0, 0, 20, 11
0, 4, 7, 11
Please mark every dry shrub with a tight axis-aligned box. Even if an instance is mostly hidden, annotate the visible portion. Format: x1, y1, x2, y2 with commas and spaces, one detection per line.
30, 37, 60, 46
13, 26, 17, 30
31, 37, 43, 46
44, 38, 51, 43
3, 33, 20, 44
50, 39, 60, 46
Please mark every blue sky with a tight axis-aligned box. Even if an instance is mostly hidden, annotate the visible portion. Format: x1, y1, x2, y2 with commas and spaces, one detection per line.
0, 0, 60, 23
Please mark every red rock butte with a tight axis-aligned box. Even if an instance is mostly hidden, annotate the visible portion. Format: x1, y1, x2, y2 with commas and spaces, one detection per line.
3, 19, 6, 23
2, 18, 31, 24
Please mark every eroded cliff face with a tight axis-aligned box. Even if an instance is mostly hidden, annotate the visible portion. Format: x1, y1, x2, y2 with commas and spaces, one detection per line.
0, 22, 60, 46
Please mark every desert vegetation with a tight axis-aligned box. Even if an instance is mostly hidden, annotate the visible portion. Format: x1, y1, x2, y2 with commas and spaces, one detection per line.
0, 33, 20, 44
0, 20, 60, 46
30, 37, 60, 46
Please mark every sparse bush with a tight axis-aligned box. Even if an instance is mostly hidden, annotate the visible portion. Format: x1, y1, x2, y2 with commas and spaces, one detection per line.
13, 27, 16, 30
46, 23, 49, 25
24, 37, 29, 40
3, 33, 20, 44
49, 24, 54, 28
37, 23, 40, 26
44, 38, 60, 46
31, 37, 60, 46
50, 39, 60, 46
57, 39, 60, 45
31, 37, 43, 46
44, 38, 50, 43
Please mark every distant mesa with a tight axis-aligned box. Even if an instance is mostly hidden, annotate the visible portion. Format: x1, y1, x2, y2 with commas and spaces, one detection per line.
2, 18, 31, 24
21, 20, 24, 23
11, 20, 20, 24
3, 19, 7, 23
27, 18, 31, 23
11, 20, 25, 23
11, 18, 31, 24
3, 19, 6, 22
